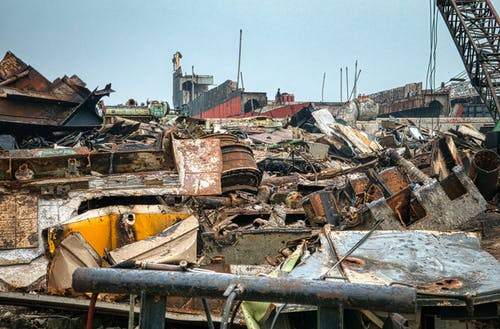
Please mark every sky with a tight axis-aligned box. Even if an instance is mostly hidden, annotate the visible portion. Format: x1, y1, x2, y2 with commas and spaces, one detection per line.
2, 0, 500, 105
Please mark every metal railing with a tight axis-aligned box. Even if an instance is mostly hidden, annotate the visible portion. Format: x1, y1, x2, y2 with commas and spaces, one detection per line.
73, 268, 416, 329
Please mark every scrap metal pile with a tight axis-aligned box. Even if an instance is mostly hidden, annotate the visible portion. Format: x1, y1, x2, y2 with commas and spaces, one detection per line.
0, 52, 498, 329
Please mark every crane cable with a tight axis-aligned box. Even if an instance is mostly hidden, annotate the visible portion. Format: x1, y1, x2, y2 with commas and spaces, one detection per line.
423, 0, 440, 130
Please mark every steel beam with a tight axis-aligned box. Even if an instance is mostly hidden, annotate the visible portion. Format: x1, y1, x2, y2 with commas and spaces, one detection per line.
317, 306, 343, 329
139, 292, 166, 329
73, 268, 416, 313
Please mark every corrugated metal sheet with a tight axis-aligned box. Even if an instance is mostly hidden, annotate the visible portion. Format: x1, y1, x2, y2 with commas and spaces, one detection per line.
192, 95, 242, 118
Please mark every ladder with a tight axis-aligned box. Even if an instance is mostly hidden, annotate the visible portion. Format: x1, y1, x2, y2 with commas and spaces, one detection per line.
437, 0, 500, 120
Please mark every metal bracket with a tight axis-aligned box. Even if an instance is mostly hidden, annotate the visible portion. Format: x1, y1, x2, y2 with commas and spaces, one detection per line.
66, 158, 80, 177
41, 184, 71, 196
14, 163, 34, 181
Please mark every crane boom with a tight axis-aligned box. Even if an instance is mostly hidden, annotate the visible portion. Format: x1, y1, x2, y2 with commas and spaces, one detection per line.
437, 0, 500, 121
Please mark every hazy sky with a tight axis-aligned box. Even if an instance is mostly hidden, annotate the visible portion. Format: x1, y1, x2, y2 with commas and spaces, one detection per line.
2, 0, 499, 105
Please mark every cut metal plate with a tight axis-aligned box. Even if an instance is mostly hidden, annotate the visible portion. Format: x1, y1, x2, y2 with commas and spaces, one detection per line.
173, 138, 222, 196
328, 230, 500, 306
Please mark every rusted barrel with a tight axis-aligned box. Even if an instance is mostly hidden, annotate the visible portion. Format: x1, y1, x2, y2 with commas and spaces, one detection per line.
220, 143, 262, 193
201, 133, 238, 146
469, 150, 499, 201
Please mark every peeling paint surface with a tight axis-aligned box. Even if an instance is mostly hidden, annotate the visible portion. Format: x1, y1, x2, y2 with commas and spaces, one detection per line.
173, 138, 222, 195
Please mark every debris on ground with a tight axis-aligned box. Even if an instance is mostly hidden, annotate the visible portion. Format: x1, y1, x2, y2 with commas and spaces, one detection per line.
0, 52, 498, 329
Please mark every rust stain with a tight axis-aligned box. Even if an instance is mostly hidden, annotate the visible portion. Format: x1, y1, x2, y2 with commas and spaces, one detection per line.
341, 257, 366, 267
173, 138, 222, 195
0, 193, 38, 249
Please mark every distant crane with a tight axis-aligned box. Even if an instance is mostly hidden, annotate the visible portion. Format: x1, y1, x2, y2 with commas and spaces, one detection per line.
437, 0, 500, 121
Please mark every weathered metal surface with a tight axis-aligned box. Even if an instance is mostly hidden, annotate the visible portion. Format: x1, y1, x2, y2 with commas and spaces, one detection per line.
241, 102, 310, 119
0, 51, 50, 92
0, 193, 38, 249
459, 212, 500, 261
90, 149, 167, 176
0, 291, 223, 323
469, 149, 499, 201
378, 167, 409, 195
202, 228, 312, 265
140, 292, 167, 329
387, 149, 432, 183
73, 268, 416, 313
173, 138, 222, 195
366, 82, 450, 116
107, 215, 199, 264
47, 205, 191, 258
220, 143, 262, 193
205, 116, 286, 130
0, 52, 28, 80
0, 51, 112, 128
288, 232, 344, 281
201, 133, 239, 145
311, 109, 381, 158
328, 230, 500, 306
365, 166, 488, 231
103, 103, 170, 124
431, 136, 463, 180
248, 129, 294, 145
0, 147, 91, 181
317, 306, 342, 329
47, 232, 101, 294
368, 83, 423, 106
302, 190, 340, 225
336, 98, 379, 123
346, 167, 409, 203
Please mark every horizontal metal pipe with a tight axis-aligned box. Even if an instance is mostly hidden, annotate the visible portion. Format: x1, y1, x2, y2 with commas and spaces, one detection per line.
73, 268, 416, 313
386, 149, 430, 183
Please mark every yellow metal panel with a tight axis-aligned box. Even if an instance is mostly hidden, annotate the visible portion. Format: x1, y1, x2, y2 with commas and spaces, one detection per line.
48, 205, 191, 257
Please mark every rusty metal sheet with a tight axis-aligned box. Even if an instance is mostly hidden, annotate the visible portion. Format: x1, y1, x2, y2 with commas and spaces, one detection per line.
378, 167, 409, 195
0, 193, 38, 249
220, 143, 261, 193
0, 51, 29, 81
248, 129, 293, 144
431, 136, 463, 180
201, 228, 312, 265
173, 138, 222, 195
90, 149, 167, 175
0, 147, 173, 181
0, 97, 76, 126
328, 230, 500, 305
8, 147, 89, 158
363, 166, 488, 231
7, 147, 91, 181
0, 51, 111, 128
302, 190, 339, 225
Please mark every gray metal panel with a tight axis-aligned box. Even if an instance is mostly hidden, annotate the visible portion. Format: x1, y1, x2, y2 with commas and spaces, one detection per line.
328, 230, 500, 305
